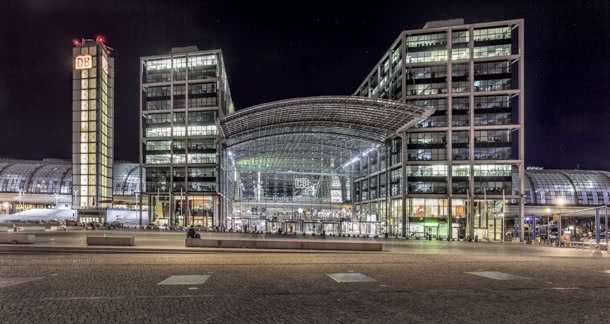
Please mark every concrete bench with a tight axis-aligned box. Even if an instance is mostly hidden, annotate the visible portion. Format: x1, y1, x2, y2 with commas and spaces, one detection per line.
87, 236, 135, 246
185, 238, 382, 251
0, 233, 36, 244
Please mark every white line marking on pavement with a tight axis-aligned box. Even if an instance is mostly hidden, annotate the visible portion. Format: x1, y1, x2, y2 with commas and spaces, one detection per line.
158, 275, 210, 286
465, 271, 531, 280
549, 287, 581, 290
327, 273, 376, 283
188, 287, 199, 290
0, 277, 44, 288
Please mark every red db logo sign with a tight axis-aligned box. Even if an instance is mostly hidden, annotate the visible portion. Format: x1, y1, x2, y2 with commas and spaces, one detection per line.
75, 54, 92, 70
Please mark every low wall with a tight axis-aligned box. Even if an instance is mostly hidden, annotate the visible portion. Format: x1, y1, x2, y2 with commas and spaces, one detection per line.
185, 239, 382, 251
0, 233, 36, 244
87, 236, 135, 246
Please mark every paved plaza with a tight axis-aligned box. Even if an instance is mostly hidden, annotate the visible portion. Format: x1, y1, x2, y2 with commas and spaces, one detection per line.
1, 236, 610, 323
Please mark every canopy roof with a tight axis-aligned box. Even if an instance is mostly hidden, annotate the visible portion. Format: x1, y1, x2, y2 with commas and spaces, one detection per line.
222, 96, 433, 174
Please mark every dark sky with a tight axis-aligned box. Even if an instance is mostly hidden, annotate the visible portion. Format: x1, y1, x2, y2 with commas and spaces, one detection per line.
0, 0, 609, 170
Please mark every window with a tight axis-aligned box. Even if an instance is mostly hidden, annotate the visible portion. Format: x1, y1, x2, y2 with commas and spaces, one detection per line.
415, 115, 447, 128
188, 55, 217, 80
408, 149, 446, 161
173, 85, 186, 109
408, 99, 447, 111
144, 58, 171, 83
452, 148, 469, 161
188, 125, 217, 136
408, 132, 446, 145
164, 126, 182, 136
474, 27, 511, 41
188, 153, 216, 164
408, 181, 447, 194
146, 154, 171, 164
452, 165, 471, 177
188, 111, 215, 124
452, 131, 469, 144
407, 165, 448, 177
144, 113, 171, 125
474, 44, 511, 58
190, 182, 216, 192
145, 86, 171, 110
474, 112, 511, 126
475, 130, 511, 143
391, 168, 402, 196
452, 97, 469, 110
452, 30, 469, 44
406, 50, 448, 63
407, 82, 447, 96
188, 139, 215, 151
475, 61, 510, 75
173, 57, 186, 81
452, 63, 469, 77
474, 79, 511, 92
407, 33, 447, 48
189, 167, 216, 178
407, 65, 447, 80
452, 81, 469, 93
475, 95, 510, 109
146, 141, 171, 151
474, 164, 512, 177
474, 147, 511, 160
452, 114, 469, 127
145, 127, 171, 137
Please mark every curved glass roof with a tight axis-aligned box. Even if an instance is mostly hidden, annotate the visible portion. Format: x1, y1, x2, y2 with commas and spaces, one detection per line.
516, 169, 610, 206
222, 96, 434, 146
0, 159, 143, 196
222, 96, 433, 176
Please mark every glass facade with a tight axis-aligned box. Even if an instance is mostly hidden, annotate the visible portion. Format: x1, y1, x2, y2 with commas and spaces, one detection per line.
140, 48, 233, 228
72, 39, 114, 209
352, 19, 524, 240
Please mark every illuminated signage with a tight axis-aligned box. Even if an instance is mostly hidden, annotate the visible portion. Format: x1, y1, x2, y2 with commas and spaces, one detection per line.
102, 55, 108, 74
331, 190, 342, 203
75, 54, 92, 70
295, 178, 310, 189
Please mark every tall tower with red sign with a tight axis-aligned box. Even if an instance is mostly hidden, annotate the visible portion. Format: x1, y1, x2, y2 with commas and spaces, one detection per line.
72, 37, 114, 222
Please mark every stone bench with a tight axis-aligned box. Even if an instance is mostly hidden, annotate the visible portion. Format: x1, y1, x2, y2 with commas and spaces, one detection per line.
185, 239, 382, 251
0, 233, 36, 244
87, 236, 135, 246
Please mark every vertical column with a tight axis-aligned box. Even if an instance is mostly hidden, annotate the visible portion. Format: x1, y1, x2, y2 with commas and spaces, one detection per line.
401, 133, 407, 237
139, 59, 144, 225
169, 55, 175, 228
518, 20, 526, 243
401, 32, 407, 103
447, 28, 453, 241
468, 26, 475, 241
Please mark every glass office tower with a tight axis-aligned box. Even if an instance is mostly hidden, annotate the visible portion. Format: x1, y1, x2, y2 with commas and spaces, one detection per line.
72, 37, 114, 222
140, 46, 233, 228
353, 19, 525, 241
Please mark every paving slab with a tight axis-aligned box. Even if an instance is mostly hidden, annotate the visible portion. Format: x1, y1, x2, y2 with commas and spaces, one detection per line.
158, 275, 210, 285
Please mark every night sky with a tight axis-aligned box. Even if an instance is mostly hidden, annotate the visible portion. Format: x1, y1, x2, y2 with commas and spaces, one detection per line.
0, 0, 609, 170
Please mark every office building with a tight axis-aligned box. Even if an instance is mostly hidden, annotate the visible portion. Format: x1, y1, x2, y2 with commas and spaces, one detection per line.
352, 19, 525, 240
140, 46, 233, 227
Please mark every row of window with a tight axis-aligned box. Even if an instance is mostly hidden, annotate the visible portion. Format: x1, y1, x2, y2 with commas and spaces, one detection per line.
145, 125, 217, 137
146, 139, 215, 152
145, 153, 217, 164
144, 112, 216, 125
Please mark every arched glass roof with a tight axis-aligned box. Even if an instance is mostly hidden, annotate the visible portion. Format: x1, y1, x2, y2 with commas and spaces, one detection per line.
516, 169, 610, 206
222, 96, 433, 146
0, 159, 143, 196
222, 96, 433, 176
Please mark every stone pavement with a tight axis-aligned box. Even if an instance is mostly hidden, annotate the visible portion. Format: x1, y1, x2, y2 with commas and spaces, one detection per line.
1, 246, 610, 323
